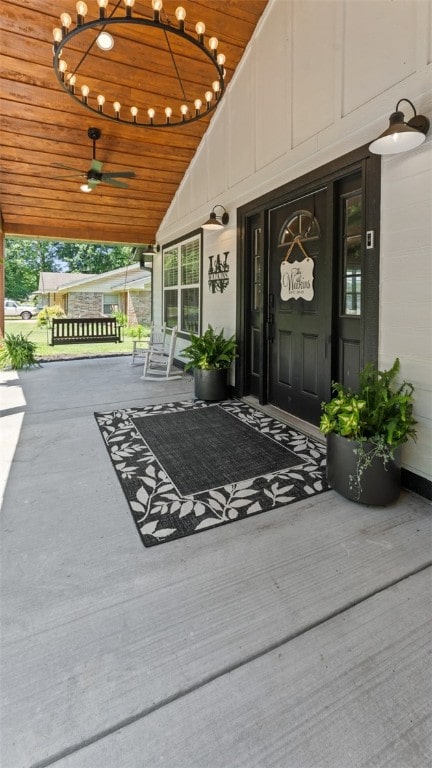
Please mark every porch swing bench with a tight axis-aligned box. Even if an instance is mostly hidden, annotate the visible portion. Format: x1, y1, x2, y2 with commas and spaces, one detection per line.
50, 317, 123, 345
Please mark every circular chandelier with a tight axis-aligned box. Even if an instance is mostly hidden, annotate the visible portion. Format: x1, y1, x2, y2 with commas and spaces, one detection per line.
52, 0, 227, 128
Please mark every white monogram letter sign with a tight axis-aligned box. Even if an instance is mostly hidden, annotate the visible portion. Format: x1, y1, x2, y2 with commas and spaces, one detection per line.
280, 258, 314, 302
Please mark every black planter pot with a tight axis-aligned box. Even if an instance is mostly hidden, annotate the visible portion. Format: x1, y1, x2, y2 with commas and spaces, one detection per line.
194, 368, 228, 401
326, 432, 401, 506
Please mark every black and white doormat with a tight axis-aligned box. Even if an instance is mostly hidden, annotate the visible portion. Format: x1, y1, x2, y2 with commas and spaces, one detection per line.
95, 400, 328, 547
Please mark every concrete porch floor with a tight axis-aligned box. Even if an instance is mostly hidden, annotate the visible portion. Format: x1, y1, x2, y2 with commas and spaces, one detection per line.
0, 356, 431, 768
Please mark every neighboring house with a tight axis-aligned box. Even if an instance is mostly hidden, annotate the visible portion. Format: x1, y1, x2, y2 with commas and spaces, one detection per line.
153, 0, 432, 499
37, 264, 152, 325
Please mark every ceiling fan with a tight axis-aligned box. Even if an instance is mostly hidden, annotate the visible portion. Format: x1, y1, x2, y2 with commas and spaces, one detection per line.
52, 127, 136, 192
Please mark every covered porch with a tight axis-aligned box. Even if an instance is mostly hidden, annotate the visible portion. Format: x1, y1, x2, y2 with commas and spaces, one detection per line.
1, 357, 430, 768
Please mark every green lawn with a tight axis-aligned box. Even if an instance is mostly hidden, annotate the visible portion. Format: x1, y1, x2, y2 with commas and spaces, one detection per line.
4, 319, 147, 361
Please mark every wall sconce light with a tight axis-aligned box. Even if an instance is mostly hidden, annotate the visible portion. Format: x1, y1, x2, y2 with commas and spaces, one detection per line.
142, 244, 160, 257
369, 98, 430, 155
138, 244, 159, 269
202, 204, 229, 230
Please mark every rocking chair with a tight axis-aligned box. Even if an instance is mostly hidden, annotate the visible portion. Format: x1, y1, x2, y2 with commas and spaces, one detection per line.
141, 326, 182, 380
131, 323, 166, 365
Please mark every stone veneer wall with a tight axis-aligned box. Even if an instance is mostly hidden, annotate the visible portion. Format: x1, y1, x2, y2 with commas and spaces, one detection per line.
128, 292, 151, 326
67, 292, 103, 317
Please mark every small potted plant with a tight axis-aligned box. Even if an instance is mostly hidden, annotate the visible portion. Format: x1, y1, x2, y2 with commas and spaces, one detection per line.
320, 358, 416, 505
181, 324, 237, 401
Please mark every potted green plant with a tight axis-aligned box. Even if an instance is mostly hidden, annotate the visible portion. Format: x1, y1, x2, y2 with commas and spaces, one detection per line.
181, 324, 237, 401
320, 358, 416, 505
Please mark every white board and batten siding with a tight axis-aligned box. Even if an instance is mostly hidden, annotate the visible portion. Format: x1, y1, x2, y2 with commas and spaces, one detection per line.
155, 0, 432, 483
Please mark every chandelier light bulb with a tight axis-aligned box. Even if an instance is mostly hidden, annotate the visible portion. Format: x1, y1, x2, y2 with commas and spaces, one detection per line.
131, 105, 138, 117
209, 37, 218, 51
58, 59, 67, 73
60, 12, 72, 29
113, 101, 121, 118
76, 1, 88, 16
148, 108, 155, 123
123, 0, 134, 18
152, 0, 162, 21
212, 80, 220, 92
53, 27, 63, 43
194, 98, 202, 114
175, 6, 186, 29
97, 94, 105, 111
97, 0, 108, 17
81, 84, 90, 98
195, 21, 205, 42
67, 74, 76, 92
216, 52, 226, 66
180, 104, 188, 119
205, 90, 213, 106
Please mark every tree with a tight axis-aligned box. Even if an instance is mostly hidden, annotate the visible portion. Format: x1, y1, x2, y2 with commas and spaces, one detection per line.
59, 242, 134, 273
4, 238, 136, 300
5, 239, 60, 300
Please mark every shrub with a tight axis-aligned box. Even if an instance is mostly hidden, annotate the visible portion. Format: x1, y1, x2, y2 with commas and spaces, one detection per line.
127, 324, 150, 340
37, 305, 65, 327
111, 310, 127, 327
0, 332, 39, 370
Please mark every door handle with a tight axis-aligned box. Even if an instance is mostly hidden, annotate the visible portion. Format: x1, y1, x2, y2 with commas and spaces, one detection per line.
266, 315, 274, 342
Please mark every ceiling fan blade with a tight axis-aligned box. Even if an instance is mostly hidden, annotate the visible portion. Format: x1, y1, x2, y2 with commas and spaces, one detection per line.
52, 172, 87, 179
103, 178, 129, 189
53, 162, 81, 172
101, 171, 136, 179
91, 159, 103, 173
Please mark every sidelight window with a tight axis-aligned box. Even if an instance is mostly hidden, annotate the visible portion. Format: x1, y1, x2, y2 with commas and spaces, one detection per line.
252, 227, 262, 311
342, 194, 362, 316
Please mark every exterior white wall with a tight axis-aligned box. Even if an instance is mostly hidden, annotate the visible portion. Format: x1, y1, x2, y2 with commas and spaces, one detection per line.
156, 0, 432, 482
379, 141, 432, 481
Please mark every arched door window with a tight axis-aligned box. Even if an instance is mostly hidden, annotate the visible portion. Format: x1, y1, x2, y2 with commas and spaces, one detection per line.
278, 209, 320, 248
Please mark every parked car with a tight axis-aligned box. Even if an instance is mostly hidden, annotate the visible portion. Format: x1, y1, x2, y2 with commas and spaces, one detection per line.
4, 299, 40, 320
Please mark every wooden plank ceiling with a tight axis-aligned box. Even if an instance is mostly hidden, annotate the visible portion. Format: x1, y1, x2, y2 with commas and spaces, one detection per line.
0, 0, 267, 244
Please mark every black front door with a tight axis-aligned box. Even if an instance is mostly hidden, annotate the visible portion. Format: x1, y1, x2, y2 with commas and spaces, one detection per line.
267, 189, 331, 424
